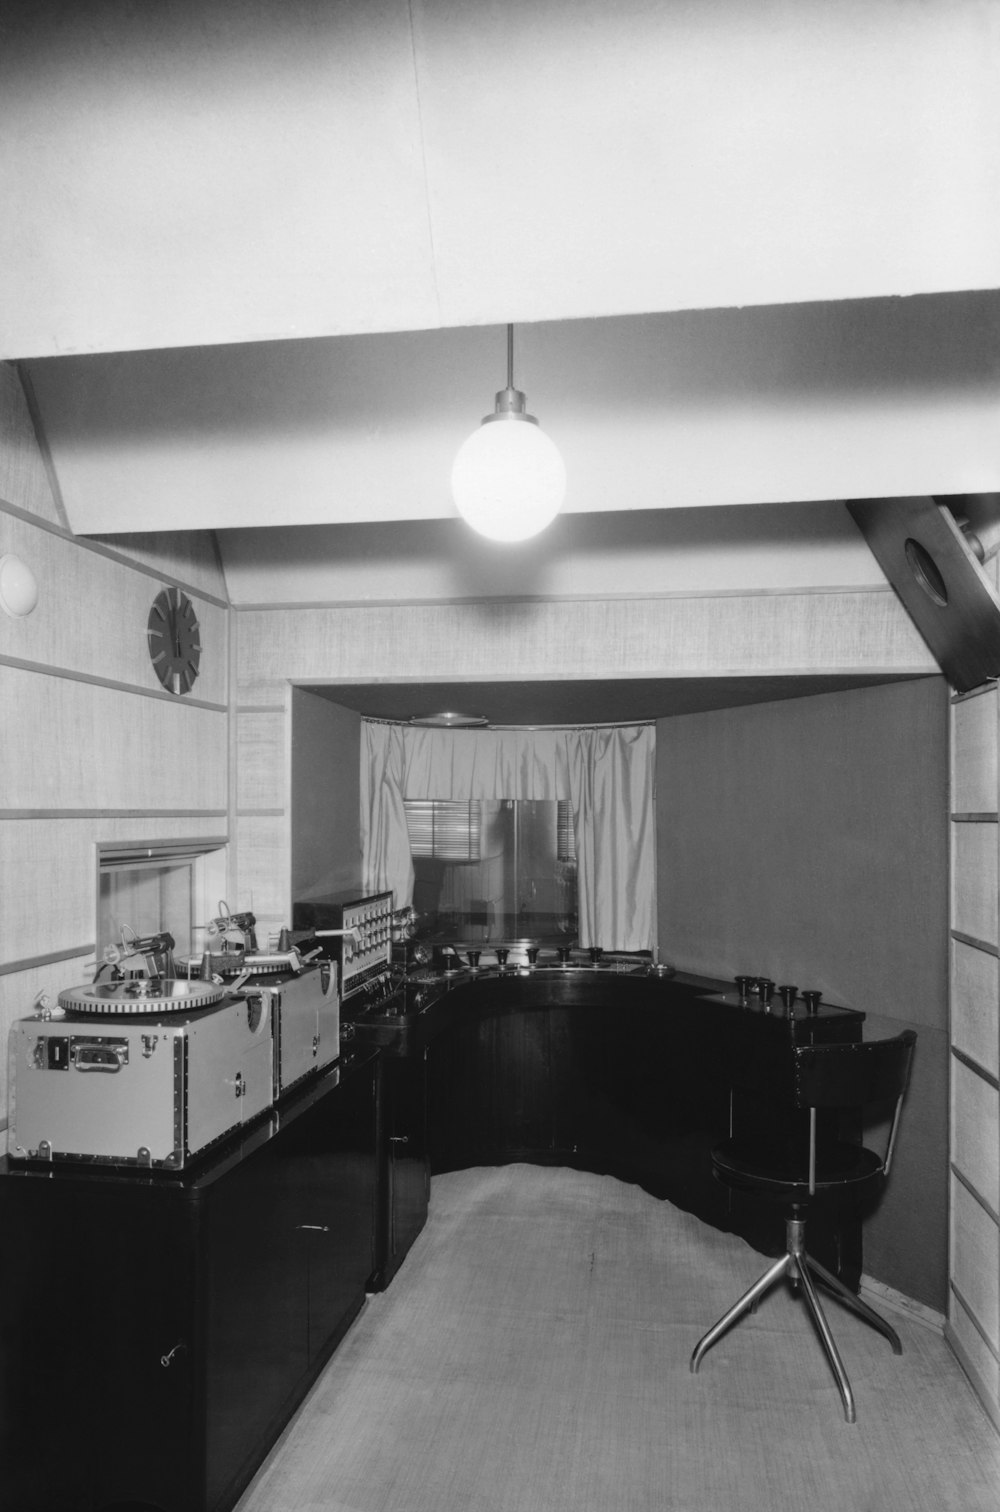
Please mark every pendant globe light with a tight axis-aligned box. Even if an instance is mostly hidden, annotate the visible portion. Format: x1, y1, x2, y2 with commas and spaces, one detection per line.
451, 324, 566, 542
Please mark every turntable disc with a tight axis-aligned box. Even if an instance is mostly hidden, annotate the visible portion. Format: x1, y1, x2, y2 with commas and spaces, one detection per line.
178, 952, 293, 977
57, 979, 225, 1015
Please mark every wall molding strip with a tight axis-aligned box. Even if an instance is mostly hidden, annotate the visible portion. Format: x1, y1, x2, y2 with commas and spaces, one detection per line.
951, 1162, 1000, 1226
952, 682, 999, 705
231, 583, 903, 615
950, 930, 1000, 958
236, 809, 286, 818
951, 1044, 1000, 1092
0, 944, 95, 977
951, 813, 1000, 824
236, 703, 287, 714
0, 495, 229, 609
0, 652, 228, 711
0, 809, 229, 820
859, 1274, 945, 1333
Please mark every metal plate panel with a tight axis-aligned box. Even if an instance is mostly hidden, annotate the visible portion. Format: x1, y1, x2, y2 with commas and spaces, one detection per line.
847, 496, 1000, 692
8, 1020, 178, 1163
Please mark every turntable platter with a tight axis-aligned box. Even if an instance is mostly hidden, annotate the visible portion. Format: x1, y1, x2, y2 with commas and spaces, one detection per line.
58, 979, 225, 1015
178, 951, 297, 977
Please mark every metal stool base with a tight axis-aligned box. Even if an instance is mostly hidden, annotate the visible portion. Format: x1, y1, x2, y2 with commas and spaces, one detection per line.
689, 1217, 902, 1424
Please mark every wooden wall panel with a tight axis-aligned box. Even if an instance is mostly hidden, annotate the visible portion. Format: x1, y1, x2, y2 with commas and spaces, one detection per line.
0, 509, 229, 706
949, 682, 1000, 1428
1, 667, 228, 810
952, 822, 999, 948
234, 589, 933, 701
952, 1058, 1000, 1216
952, 939, 1000, 1079
235, 710, 288, 813
951, 1178, 1000, 1352
233, 815, 288, 935
950, 1289, 1000, 1416
952, 687, 999, 814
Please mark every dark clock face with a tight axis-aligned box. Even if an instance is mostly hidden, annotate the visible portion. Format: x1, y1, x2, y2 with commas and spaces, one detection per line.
147, 588, 201, 696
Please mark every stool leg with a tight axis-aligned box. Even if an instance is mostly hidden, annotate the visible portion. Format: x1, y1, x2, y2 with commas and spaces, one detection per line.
805, 1255, 903, 1355
793, 1253, 857, 1424
690, 1253, 791, 1374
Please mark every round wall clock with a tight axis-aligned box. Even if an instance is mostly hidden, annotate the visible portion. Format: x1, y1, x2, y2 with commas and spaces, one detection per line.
147, 587, 201, 696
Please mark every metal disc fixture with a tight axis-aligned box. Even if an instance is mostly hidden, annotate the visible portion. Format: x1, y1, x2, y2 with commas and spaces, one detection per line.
57, 979, 225, 1016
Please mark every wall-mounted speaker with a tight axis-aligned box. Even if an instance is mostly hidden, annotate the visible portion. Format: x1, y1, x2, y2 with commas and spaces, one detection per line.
847, 494, 1000, 694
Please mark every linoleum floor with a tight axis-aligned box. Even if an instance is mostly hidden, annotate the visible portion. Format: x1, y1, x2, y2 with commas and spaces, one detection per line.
236, 1164, 1000, 1512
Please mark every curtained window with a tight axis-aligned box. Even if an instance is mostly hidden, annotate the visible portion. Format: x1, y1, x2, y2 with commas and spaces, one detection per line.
361, 721, 655, 952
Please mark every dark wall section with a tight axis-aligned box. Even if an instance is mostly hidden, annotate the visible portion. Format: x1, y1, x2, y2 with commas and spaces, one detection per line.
656, 676, 949, 1311
291, 688, 362, 904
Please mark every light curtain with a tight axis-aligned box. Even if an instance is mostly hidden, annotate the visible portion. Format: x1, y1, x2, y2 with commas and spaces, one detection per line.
361, 721, 656, 951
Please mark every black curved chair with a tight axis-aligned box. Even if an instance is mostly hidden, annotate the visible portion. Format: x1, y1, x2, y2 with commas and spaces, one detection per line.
690, 1028, 917, 1423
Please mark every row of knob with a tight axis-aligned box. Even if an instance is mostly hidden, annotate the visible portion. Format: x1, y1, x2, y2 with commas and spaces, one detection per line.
735, 976, 823, 1014
443, 945, 604, 971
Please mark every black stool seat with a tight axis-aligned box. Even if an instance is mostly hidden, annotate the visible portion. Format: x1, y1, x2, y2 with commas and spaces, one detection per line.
712, 1137, 883, 1201
690, 1028, 916, 1424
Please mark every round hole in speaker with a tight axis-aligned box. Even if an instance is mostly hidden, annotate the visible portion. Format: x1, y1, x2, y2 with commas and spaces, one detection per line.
904, 537, 949, 607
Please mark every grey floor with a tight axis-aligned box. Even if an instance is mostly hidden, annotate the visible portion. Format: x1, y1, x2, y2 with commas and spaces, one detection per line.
237, 1164, 1000, 1512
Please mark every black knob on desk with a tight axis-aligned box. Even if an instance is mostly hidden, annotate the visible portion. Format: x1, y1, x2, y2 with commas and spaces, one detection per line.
558, 946, 572, 964
467, 950, 481, 970
802, 990, 822, 1015
589, 946, 603, 965
735, 975, 753, 1000
495, 947, 509, 967
779, 984, 798, 1009
526, 947, 539, 965
756, 978, 774, 1004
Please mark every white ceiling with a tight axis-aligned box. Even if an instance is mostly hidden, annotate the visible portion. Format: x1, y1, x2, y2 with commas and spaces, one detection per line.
3, 0, 999, 582
5, 0, 998, 359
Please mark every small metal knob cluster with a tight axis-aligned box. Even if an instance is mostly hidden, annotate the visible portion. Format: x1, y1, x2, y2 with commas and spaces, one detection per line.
734, 977, 823, 1014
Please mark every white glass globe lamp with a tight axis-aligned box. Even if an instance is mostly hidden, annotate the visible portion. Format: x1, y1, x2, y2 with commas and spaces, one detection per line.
452, 326, 566, 543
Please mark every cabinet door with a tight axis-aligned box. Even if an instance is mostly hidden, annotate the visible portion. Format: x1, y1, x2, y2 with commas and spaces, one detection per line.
202, 1137, 309, 1512
300, 1055, 378, 1360
0, 1179, 197, 1512
377, 1051, 429, 1288
428, 1011, 554, 1169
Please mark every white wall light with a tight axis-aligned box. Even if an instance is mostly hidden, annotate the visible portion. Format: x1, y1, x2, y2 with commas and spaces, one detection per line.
451, 325, 566, 543
0, 554, 39, 617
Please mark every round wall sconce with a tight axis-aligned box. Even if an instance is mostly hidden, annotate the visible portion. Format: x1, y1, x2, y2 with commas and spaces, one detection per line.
0, 554, 39, 618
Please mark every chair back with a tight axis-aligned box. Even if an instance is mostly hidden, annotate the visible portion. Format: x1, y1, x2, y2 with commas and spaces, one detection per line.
792, 1030, 917, 1111
792, 1030, 916, 1193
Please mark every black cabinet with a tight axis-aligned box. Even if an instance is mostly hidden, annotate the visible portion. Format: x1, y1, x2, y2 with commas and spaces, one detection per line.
372, 1049, 429, 1290
0, 1050, 378, 1512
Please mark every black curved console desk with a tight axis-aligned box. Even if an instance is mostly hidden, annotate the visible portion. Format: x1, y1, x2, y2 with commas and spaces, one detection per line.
350, 966, 865, 1290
